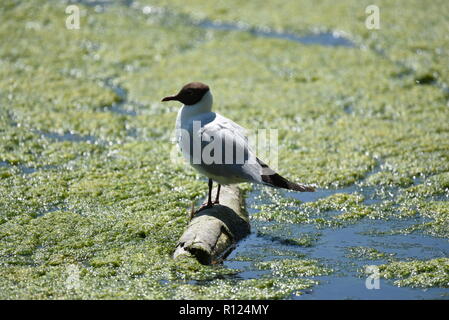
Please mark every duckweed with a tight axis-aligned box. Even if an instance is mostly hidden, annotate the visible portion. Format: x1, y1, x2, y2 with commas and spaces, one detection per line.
346, 246, 395, 261
256, 259, 332, 278
0, 0, 448, 298
377, 258, 449, 288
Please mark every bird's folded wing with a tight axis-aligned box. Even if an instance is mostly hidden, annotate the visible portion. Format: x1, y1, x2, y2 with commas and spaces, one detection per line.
198, 115, 263, 184
204, 113, 253, 145
200, 114, 252, 155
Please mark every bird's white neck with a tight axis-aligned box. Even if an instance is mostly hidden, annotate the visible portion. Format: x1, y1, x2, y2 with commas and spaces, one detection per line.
180, 91, 213, 118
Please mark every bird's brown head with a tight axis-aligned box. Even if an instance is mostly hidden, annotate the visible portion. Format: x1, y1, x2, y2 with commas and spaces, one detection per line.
161, 82, 210, 106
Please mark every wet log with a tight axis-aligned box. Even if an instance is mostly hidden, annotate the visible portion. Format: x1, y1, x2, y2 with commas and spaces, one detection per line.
173, 185, 250, 265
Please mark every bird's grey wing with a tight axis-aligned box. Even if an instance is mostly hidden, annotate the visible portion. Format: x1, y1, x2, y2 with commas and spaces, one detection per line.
193, 114, 315, 191
196, 117, 263, 184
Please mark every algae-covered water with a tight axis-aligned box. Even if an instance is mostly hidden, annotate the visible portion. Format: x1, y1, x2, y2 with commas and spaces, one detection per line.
0, 0, 448, 299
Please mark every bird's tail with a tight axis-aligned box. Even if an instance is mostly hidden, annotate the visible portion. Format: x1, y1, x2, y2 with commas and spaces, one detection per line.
256, 158, 315, 192
261, 172, 315, 192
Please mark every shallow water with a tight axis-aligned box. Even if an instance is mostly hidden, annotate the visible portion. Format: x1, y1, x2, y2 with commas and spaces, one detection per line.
67, 0, 447, 299
1, 0, 446, 300
197, 20, 355, 47
224, 186, 449, 300
102, 80, 129, 114
36, 130, 97, 144
70, 0, 355, 48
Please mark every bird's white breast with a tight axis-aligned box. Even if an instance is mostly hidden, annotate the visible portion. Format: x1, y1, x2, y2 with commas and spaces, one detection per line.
175, 105, 215, 162
173, 91, 264, 185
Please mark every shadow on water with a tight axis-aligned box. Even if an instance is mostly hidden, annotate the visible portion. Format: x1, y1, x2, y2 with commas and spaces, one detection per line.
224, 185, 449, 300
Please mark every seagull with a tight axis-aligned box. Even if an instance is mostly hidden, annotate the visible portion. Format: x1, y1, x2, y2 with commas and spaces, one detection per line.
162, 82, 315, 212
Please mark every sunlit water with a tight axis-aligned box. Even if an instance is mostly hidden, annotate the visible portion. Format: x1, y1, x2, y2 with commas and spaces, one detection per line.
59, 0, 448, 299
223, 186, 449, 300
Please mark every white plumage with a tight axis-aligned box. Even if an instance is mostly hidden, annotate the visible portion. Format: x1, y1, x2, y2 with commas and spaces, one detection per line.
163, 82, 314, 211
175, 91, 265, 185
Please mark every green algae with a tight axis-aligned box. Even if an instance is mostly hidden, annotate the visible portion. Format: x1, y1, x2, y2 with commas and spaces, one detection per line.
0, 0, 448, 299
230, 247, 306, 262
364, 171, 414, 188
170, 277, 317, 299
346, 246, 395, 261
377, 258, 449, 288
395, 201, 449, 238
135, 0, 449, 188
253, 192, 378, 226
404, 173, 449, 198
256, 259, 332, 278
256, 224, 321, 247
144, 0, 449, 84
303, 193, 374, 222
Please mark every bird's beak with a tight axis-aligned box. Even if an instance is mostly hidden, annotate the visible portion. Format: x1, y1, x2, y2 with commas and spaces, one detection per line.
161, 95, 178, 102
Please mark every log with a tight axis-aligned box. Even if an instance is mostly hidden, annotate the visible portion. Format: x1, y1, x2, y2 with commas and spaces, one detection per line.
173, 185, 250, 265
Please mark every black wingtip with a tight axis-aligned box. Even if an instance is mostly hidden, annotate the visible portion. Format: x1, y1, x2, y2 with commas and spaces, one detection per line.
261, 173, 315, 192
287, 180, 316, 192
257, 158, 315, 192
293, 184, 316, 192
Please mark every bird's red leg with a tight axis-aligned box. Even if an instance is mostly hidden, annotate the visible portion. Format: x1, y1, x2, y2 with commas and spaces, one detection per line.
214, 184, 221, 204
207, 178, 213, 206
195, 179, 214, 214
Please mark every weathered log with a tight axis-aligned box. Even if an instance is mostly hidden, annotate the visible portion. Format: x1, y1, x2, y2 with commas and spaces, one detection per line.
173, 185, 250, 265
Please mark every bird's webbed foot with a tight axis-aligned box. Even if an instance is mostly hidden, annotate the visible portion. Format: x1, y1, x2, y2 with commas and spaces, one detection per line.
189, 201, 215, 220
196, 201, 214, 213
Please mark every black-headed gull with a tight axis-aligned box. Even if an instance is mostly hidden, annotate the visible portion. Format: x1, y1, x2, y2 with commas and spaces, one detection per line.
162, 82, 315, 212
